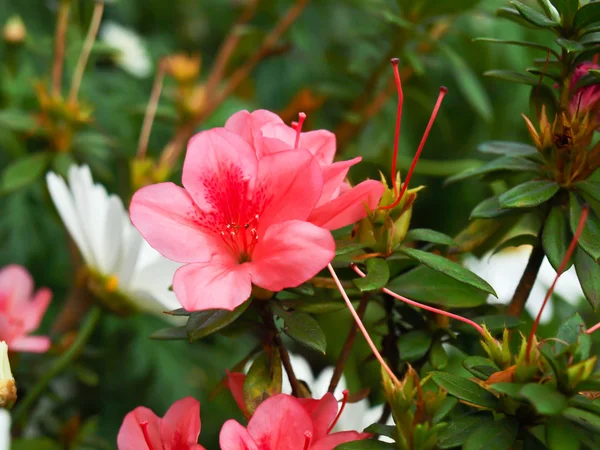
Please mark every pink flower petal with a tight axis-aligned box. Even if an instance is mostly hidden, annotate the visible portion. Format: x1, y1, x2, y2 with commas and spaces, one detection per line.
226, 371, 249, 417
130, 182, 220, 263
225, 110, 284, 158
161, 397, 203, 448
256, 150, 323, 227
250, 220, 335, 292
310, 432, 371, 450
317, 158, 361, 207
182, 128, 258, 210
219, 420, 259, 450
18, 288, 52, 333
308, 180, 384, 230
9, 336, 50, 353
0, 265, 33, 309
173, 258, 252, 311
260, 123, 337, 165
299, 393, 338, 441
247, 394, 314, 449
117, 406, 162, 450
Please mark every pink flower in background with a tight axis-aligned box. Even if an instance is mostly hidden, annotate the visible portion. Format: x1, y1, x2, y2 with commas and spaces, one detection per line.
130, 127, 335, 311
225, 110, 384, 230
570, 62, 600, 117
117, 396, 205, 450
0, 265, 51, 353
219, 392, 370, 450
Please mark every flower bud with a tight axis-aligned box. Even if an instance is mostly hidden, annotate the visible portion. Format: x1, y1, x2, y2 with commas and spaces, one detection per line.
0, 342, 16, 409
164, 54, 201, 84
3, 16, 26, 44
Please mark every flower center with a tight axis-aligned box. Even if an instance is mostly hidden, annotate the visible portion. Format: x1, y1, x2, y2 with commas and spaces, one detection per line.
139, 421, 155, 450
219, 214, 260, 262
303, 431, 312, 450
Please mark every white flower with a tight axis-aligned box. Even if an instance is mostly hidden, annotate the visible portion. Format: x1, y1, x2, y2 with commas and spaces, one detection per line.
100, 21, 152, 78
0, 409, 9, 450
465, 245, 584, 323
0, 342, 15, 409
47, 165, 181, 318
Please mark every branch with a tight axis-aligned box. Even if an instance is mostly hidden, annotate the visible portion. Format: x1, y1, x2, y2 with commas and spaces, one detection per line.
52, 0, 71, 96
507, 245, 545, 317
137, 60, 167, 160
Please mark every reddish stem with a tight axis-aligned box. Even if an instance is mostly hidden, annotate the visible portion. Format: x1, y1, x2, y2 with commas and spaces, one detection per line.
351, 264, 485, 335
389, 58, 403, 197
327, 389, 349, 433
587, 322, 600, 335
526, 205, 589, 360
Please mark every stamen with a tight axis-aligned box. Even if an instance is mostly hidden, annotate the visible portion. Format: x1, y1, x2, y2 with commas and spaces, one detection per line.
587, 322, 600, 335
139, 421, 155, 450
327, 264, 401, 386
594, 53, 599, 65
303, 431, 312, 450
380, 86, 447, 211
351, 264, 484, 335
526, 204, 589, 360
294, 112, 307, 149
327, 389, 349, 434
389, 58, 403, 198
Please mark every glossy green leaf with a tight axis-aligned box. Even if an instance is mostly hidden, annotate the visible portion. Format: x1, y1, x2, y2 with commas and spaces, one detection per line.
12, 439, 62, 450
1, 153, 50, 194
477, 140, 538, 156
474, 37, 559, 57
353, 258, 390, 292
398, 247, 497, 296
0, 109, 37, 132
492, 210, 544, 254
446, 155, 539, 184
556, 37, 585, 52
556, 313, 586, 352
575, 249, 600, 310
243, 350, 282, 415
398, 330, 432, 361
271, 303, 326, 354
511, 1, 560, 27
484, 69, 541, 85
489, 382, 524, 398
463, 356, 499, 380
149, 326, 189, 341
520, 383, 568, 415
404, 228, 456, 246
563, 407, 600, 433
334, 441, 396, 450
463, 418, 519, 450
546, 416, 581, 450
553, 0, 581, 24
279, 298, 346, 314
499, 180, 560, 208
335, 241, 367, 256
431, 372, 500, 408
574, 1, 600, 29
429, 339, 449, 369
543, 206, 573, 272
575, 180, 600, 202
538, 0, 561, 22
471, 196, 513, 219
569, 193, 600, 260
186, 300, 250, 341
387, 265, 488, 308
437, 414, 493, 449
497, 7, 539, 28
363, 423, 397, 439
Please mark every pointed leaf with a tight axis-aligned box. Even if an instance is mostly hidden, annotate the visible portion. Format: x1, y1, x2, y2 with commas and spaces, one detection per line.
474, 37, 559, 56
471, 196, 513, 219
463, 418, 519, 450
243, 350, 282, 415
477, 140, 538, 156
546, 416, 581, 450
499, 180, 560, 208
543, 206, 573, 272
352, 258, 390, 292
1, 153, 50, 194
484, 69, 541, 85
271, 303, 326, 354
520, 383, 568, 415
497, 7, 540, 28
398, 247, 497, 296
569, 193, 600, 260
553, 0, 580, 24
437, 413, 493, 449
404, 228, 456, 246
446, 155, 539, 184
574, 1, 600, 29
149, 326, 189, 341
556, 37, 585, 53
511, 0, 560, 27
563, 407, 600, 433
334, 441, 396, 450
432, 372, 500, 408
186, 300, 250, 341
575, 180, 600, 202
398, 330, 432, 361
556, 313, 586, 352
463, 356, 500, 380
574, 249, 600, 310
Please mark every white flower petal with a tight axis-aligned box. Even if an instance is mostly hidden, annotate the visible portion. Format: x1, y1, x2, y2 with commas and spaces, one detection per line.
100, 21, 152, 78
117, 222, 143, 288
99, 194, 125, 275
0, 409, 10, 450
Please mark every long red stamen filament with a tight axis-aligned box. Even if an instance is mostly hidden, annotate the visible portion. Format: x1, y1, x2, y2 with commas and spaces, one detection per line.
587, 322, 600, 334
294, 112, 307, 149
380, 86, 447, 211
139, 421, 155, 450
526, 204, 589, 360
327, 389, 349, 434
351, 264, 485, 335
303, 431, 312, 450
327, 264, 401, 386
594, 53, 599, 65
390, 58, 403, 197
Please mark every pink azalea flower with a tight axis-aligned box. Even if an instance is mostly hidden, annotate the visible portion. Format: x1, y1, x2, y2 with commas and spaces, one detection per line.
220, 392, 370, 450
130, 127, 336, 311
117, 396, 205, 450
570, 62, 600, 117
0, 265, 51, 353
225, 110, 384, 230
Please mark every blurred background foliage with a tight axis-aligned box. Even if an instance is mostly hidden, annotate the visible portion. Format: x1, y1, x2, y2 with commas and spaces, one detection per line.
0, 0, 595, 448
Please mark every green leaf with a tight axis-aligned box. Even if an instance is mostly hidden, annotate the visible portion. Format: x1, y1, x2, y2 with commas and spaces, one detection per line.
538, 0, 561, 22
546, 416, 581, 450
575, 249, 600, 310
433, 396, 458, 424
445, 156, 539, 185
404, 228, 456, 246
489, 382, 524, 398
398, 247, 497, 296
511, 1, 560, 27
271, 303, 326, 354
387, 265, 488, 308
544, 206, 573, 272
484, 69, 541, 86
553, 0, 580, 24
186, 301, 250, 341
440, 44, 493, 121
563, 407, 600, 433
492, 210, 545, 254
0, 109, 37, 132
149, 326, 189, 340
574, 1, 600, 29
335, 241, 367, 256
429, 339, 449, 369
334, 441, 396, 449
474, 37, 559, 56
520, 383, 568, 415
575, 180, 600, 202
437, 413, 493, 449
243, 350, 282, 415
471, 196, 513, 219
556, 313, 586, 351
279, 297, 346, 314
473, 315, 522, 331
432, 372, 500, 408
352, 258, 390, 292
477, 140, 538, 156
497, 7, 540, 28
556, 37, 585, 52
12, 439, 63, 450
363, 423, 397, 439
463, 418, 519, 450
1, 153, 50, 194
569, 193, 600, 260
499, 180, 560, 208
463, 356, 500, 380
398, 330, 432, 361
